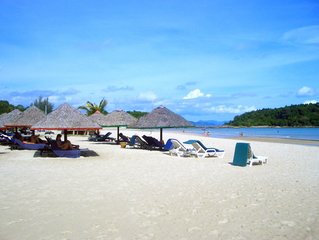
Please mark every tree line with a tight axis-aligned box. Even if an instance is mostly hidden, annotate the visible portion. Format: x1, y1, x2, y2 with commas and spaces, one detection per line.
0, 97, 148, 119
227, 103, 319, 127
0, 97, 53, 115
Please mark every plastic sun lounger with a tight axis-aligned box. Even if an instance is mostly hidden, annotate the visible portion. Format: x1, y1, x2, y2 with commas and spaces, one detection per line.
45, 137, 82, 158
142, 135, 164, 149
164, 138, 196, 157
96, 132, 116, 142
183, 139, 225, 158
232, 142, 268, 167
129, 135, 152, 150
119, 133, 130, 143
88, 132, 115, 142
12, 138, 47, 150
0, 133, 13, 145
51, 148, 81, 158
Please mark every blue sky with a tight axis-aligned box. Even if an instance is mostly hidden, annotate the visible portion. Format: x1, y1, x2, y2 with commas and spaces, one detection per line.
1, 0, 319, 121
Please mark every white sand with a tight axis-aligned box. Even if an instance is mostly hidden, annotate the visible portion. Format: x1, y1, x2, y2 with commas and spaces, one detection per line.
0, 129, 318, 240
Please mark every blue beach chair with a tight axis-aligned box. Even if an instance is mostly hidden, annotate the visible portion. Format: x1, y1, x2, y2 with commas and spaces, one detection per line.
11, 138, 47, 150
45, 137, 81, 158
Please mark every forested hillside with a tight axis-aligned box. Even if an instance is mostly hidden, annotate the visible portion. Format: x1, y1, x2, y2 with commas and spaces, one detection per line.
227, 103, 319, 127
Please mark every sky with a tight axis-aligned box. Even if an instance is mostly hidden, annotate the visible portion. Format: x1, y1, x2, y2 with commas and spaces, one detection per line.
0, 0, 319, 121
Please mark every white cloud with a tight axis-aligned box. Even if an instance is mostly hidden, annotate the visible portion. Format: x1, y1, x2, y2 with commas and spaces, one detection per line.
297, 86, 315, 97
304, 100, 318, 104
138, 91, 157, 102
208, 105, 256, 114
282, 25, 319, 45
48, 95, 60, 104
104, 85, 133, 92
183, 89, 211, 100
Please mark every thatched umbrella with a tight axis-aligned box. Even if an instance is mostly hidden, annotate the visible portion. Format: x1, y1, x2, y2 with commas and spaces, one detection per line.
98, 110, 138, 142
88, 111, 108, 126
0, 109, 22, 130
31, 103, 101, 141
133, 105, 193, 144
5, 106, 46, 129
0, 113, 8, 130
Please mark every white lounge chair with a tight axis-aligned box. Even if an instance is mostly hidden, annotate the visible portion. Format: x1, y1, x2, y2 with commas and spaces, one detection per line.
184, 140, 225, 158
165, 139, 195, 157
248, 144, 268, 166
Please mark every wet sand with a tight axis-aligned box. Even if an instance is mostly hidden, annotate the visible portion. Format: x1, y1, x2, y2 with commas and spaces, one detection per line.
230, 136, 319, 147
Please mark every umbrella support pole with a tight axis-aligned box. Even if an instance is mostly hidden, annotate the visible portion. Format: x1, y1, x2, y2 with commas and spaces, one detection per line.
63, 130, 68, 141
117, 126, 120, 144
160, 128, 163, 150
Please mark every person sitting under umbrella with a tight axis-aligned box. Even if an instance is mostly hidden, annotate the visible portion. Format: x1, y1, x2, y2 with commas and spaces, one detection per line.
56, 134, 79, 150
30, 134, 47, 144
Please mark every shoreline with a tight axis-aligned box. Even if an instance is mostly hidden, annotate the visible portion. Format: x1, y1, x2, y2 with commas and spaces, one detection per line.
228, 136, 319, 147
169, 128, 319, 147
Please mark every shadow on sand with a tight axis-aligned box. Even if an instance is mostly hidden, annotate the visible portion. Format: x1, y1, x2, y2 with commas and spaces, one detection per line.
33, 149, 99, 158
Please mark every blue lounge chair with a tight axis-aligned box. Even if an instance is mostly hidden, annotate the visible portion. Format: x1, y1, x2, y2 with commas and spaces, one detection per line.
0, 133, 13, 145
183, 140, 225, 158
127, 135, 137, 147
232, 142, 268, 167
11, 138, 47, 150
45, 137, 81, 158
51, 148, 81, 158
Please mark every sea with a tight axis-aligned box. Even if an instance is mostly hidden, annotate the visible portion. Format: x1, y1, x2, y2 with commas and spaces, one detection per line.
169, 127, 319, 141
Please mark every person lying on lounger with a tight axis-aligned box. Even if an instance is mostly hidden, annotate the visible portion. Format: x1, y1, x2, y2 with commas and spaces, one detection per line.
14, 132, 24, 141
30, 134, 47, 144
56, 134, 79, 150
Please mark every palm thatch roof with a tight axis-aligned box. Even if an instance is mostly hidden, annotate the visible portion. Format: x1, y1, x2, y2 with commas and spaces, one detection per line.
100, 110, 137, 127
0, 109, 22, 129
5, 106, 46, 128
134, 106, 193, 129
88, 111, 108, 126
133, 106, 193, 145
90, 110, 137, 143
31, 103, 101, 131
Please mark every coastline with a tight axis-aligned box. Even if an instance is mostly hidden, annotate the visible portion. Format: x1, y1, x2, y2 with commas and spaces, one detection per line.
168, 128, 319, 147
173, 127, 319, 146
229, 136, 319, 147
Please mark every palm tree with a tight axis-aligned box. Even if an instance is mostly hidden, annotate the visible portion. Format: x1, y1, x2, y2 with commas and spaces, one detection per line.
32, 96, 54, 114
78, 98, 108, 116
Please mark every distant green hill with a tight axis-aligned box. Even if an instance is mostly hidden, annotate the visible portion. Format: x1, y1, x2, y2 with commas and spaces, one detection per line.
227, 103, 319, 127
190, 120, 226, 127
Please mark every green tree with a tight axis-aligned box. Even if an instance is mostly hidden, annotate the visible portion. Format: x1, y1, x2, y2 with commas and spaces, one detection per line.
127, 110, 148, 119
32, 96, 54, 114
227, 103, 319, 127
0, 100, 25, 114
78, 98, 108, 116
0, 100, 14, 114
15, 104, 25, 112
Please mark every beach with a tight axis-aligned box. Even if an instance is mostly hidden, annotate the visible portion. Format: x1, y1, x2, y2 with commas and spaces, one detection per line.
1, 129, 319, 240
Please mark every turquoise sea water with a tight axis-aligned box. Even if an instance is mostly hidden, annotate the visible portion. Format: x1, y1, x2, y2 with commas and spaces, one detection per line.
171, 127, 319, 141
